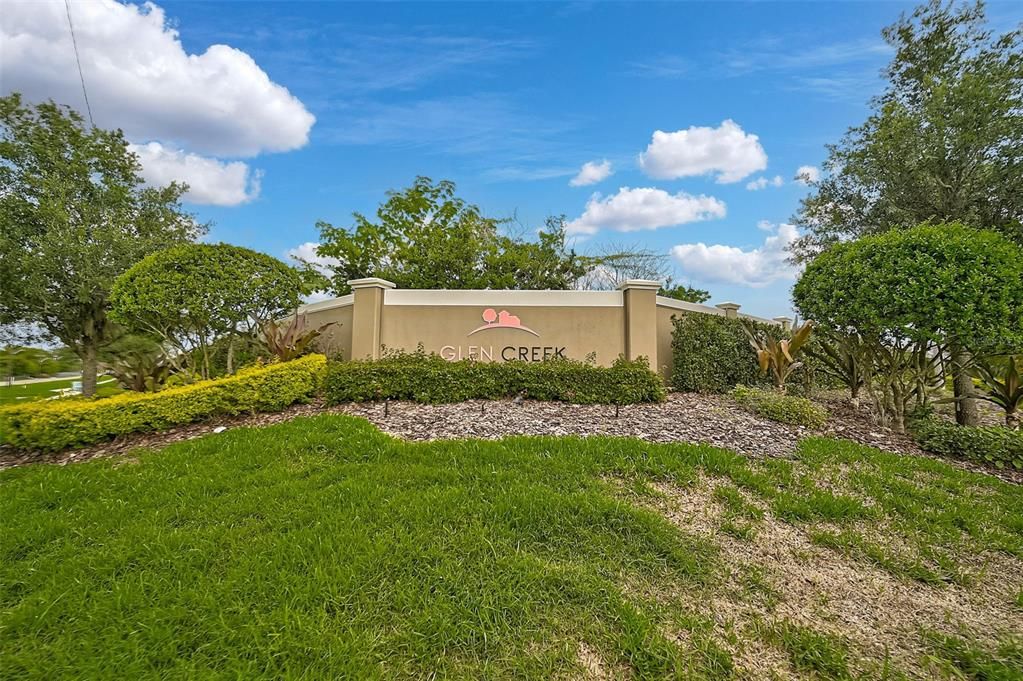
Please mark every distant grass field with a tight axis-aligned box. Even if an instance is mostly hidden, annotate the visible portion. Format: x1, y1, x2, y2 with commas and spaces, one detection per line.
2, 416, 1021, 679
0, 376, 118, 405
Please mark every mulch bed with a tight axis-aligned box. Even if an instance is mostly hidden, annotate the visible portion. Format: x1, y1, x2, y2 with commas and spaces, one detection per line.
1, 393, 1019, 484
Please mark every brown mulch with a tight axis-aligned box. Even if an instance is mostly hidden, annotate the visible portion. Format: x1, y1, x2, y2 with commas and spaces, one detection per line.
1, 394, 1019, 484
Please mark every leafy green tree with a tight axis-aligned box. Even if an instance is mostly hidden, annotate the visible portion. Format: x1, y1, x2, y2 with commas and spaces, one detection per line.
658, 279, 711, 304
792, 1, 1023, 259
312, 177, 584, 294
110, 243, 305, 379
0, 94, 202, 395
0, 346, 43, 380
793, 223, 1023, 428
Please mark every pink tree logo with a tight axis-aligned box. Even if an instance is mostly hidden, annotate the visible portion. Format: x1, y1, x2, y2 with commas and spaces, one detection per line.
468, 308, 539, 337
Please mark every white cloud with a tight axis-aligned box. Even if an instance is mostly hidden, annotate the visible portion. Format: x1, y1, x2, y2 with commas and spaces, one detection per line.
638, 120, 767, 183
719, 38, 891, 76
483, 166, 574, 182
565, 187, 726, 236
669, 222, 801, 288
745, 175, 784, 191
288, 242, 336, 303
302, 290, 334, 305
129, 142, 260, 206
795, 165, 821, 185
629, 54, 690, 79
0, 0, 314, 157
287, 242, 339, 274
569, 159, 613, 187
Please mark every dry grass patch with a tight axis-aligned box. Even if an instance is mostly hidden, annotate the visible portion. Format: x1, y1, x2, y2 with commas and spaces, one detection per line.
646, 476, 1023, 679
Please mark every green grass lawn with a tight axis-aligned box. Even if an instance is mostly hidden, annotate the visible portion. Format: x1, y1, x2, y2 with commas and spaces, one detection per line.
0, 376, 118, 405
2, 415, 1021, 679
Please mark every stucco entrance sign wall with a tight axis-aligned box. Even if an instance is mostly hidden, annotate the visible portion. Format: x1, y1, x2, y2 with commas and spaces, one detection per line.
297, 277, 785, 383
443, 308, 563, 361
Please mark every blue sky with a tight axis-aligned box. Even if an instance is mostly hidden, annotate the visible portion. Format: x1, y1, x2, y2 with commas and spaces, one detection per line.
4, 1, 1021, 318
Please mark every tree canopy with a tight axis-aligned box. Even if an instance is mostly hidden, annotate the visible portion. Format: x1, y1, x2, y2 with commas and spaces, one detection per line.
793, 223, 1023, 351
0, 94, 203, 394
110, 243, 305, 379
312, 177, 585, 294
0, 346, 78, 380
792, 0, 1023, 261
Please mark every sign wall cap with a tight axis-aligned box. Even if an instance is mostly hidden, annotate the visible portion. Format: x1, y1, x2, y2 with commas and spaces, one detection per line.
617, 279, 661, 291
348, 277, 397, 290
715, 302, 742, 311
772, 316, 793, 324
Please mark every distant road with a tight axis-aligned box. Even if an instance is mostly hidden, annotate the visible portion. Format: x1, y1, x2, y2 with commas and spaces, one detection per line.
5, 375, 113, 386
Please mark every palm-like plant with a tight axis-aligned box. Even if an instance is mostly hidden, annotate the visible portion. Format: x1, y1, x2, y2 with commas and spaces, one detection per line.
804, 329, 870, 405
742, 319, 814, 392
100, 336, 175, 392
971, 355, 1022, 430
261, 314, 337, 362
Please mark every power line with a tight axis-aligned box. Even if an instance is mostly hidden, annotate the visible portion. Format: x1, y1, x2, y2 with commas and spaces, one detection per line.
64, 0, 94, 127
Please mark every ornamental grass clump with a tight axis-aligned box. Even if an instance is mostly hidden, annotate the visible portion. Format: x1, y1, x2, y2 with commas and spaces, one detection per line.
729, 385, 828, 429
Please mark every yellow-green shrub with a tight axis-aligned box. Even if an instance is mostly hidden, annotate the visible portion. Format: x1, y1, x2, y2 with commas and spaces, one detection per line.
729, 385, 828, 428
0, 354, 326, 451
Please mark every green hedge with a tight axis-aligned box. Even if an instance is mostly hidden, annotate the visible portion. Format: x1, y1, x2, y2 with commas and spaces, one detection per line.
324, 352, 666, 405
670, 314, 778, 393
0, 354, 326, 451
729, 385, 829, 428
911, 417, 1023, 470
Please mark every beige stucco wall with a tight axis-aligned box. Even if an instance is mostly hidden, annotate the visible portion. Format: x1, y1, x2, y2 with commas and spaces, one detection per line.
377, 289, 627, 365
298, 297, 354, 360
656, 306, 681, 382
300, 283, 779, 384
379, 303, 626, 365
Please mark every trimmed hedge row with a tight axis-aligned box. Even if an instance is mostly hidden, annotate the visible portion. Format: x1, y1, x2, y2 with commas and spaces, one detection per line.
911, 417, 1023, 470
0, 354, 326, 451
670, 314, 778, 393
729, 385, 829, 428
669, 313, 837, 395
324, 352, 666, 405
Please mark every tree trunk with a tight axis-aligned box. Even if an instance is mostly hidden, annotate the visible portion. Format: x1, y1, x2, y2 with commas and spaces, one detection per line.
950, 345, 979, 426
890, 385, 906, 434
226, 339, 235, 375
81, 341, 98, 397
198, 338, 211, 380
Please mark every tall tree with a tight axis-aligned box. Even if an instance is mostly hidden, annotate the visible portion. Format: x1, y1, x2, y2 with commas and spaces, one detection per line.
312, 177, 584, 294
791, 1, 1022, 424
793, 0, 1022, 258
575, 244, 710, 302
793, 223, 1023, 430
0, 94, 203, 395
576, 244, 671, 290
110, 243, 305, 379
